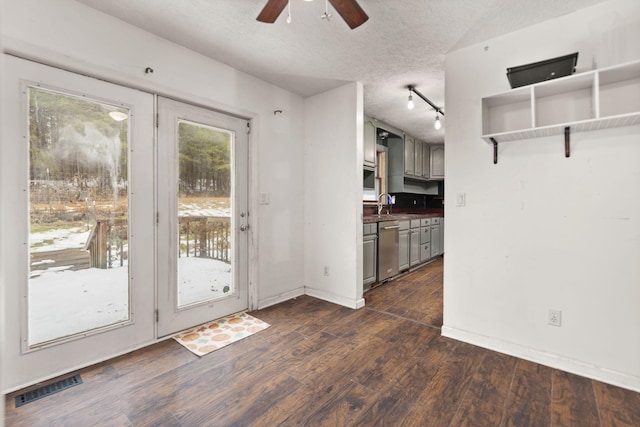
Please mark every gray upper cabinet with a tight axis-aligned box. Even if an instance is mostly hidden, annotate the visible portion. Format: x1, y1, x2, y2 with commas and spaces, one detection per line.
414, 140, 423, 177
363, 224, 377, 290
388, 136, 440, 194
429, 145, 444, 180
404, 136, 414, 176
363, 121, 376, 169
422, 144, 430, 178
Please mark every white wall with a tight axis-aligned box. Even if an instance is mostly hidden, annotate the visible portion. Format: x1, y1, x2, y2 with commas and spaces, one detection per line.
444, 0, 640, 391
1, 0, 307, 309
304, 83, 365, 309
0, 0, 6, 421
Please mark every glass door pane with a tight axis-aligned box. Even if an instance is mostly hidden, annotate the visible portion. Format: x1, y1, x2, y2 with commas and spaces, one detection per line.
28, 87, 130, 347
177, 121, 233, 307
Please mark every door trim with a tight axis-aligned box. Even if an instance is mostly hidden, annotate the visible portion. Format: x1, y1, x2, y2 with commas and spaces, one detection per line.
1, 55, 156, 392
155, 97, 250, 337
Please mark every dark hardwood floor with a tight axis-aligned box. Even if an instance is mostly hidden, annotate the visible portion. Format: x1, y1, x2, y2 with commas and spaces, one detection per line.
5, 258, 640, 426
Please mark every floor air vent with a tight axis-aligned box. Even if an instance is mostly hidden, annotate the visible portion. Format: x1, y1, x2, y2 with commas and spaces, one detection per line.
15, 374, 83, 408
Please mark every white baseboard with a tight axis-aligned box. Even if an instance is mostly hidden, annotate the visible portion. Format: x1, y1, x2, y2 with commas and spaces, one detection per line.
257, 287, 305, 310
442, 325, 640, 393
304, 287, 365, 309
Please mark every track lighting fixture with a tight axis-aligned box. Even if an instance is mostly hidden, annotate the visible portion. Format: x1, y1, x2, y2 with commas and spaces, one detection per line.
406, 86, 444, 130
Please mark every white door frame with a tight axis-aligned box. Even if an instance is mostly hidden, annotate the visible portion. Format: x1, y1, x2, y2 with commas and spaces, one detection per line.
156, 97, 250, 337
1, 55, 156, 391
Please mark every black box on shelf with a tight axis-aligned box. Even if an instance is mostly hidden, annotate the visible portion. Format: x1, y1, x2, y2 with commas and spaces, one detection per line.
506, 52, 579, 89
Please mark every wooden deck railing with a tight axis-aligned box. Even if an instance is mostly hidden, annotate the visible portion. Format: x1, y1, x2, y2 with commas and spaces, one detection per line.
85, 216, 231, 269
179, 216, 231, 262
84, 218, 127, 269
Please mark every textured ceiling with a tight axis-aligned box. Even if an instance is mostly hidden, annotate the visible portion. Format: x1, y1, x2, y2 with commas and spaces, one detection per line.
75, 0, 608, 143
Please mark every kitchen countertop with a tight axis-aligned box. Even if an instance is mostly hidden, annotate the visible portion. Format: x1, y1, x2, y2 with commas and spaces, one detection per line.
363, 212, 443, 223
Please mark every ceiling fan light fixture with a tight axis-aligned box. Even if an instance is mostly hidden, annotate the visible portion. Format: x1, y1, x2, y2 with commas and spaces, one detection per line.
257, 0, 368, 29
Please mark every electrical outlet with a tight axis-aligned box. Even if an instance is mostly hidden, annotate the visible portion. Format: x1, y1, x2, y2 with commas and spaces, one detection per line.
323, 266, 329, 276
548, 309, 562, 327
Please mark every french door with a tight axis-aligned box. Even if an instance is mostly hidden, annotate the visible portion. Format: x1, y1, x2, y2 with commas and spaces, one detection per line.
156, 97, 249, 337
1, 55, 155, 390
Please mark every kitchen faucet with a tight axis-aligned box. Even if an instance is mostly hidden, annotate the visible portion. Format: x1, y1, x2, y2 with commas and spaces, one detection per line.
377, 193, 392, 215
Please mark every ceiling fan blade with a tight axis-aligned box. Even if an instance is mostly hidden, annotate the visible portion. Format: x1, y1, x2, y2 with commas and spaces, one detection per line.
328, 0, 369, 29
257, 0, 289, 23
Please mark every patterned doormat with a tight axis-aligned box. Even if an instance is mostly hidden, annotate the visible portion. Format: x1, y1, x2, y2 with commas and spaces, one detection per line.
173, 312, 270, 356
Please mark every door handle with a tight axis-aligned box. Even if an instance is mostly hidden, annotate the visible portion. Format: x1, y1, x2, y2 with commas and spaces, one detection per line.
240, 224, 250, 231
383, 225, 400, 230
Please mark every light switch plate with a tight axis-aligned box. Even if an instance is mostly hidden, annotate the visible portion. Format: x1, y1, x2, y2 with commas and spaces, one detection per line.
456, 193, 466, 207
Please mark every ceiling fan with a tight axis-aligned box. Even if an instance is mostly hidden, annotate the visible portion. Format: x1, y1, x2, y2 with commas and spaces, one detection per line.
257, 0, 369, 29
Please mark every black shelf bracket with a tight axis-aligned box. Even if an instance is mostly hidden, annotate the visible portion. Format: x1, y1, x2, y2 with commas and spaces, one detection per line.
564, 126, 571, 158
490, 138, 498, 164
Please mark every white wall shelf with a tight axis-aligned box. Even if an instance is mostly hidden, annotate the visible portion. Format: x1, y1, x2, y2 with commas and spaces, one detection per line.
481, 59, 640, 164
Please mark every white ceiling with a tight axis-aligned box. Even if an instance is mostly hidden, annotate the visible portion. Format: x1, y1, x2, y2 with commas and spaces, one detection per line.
75, 0, 608, 143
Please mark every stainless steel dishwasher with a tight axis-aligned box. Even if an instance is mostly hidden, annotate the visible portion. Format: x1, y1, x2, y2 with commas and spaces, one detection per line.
377, 220, 399, 281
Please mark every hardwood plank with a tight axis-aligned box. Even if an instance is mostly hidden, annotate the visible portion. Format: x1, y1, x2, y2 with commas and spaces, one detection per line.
593, 380, 640, 427
466, 351, 518, 404
502, 360, 553, 427
302, 380, 376, 426
357, 337, 465, 425
355, 386, 415, 426
551, 370, 600, 427
175, 371, 302, 426
320, 306, 393, 339
449, 396, 505, 427
400, 344, 488, 427
245, 380, 320, 426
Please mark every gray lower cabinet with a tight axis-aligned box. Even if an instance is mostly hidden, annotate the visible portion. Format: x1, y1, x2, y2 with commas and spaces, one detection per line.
363, 224, 377, 290
366, 216, 443, 287
430, 224, 441, 258
420, 218, 431, 262
398, 221, 410, 272
430, 216, 444, 257
420, 242, 431, 262
409, 220, 421, 267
